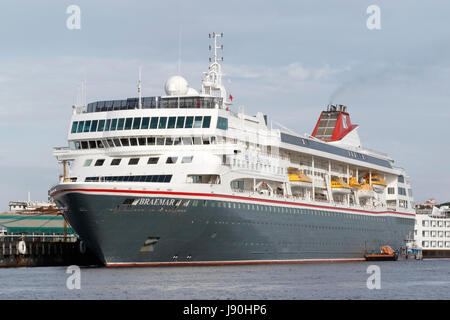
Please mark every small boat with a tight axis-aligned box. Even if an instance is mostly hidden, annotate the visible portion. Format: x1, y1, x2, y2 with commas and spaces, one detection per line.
288, 168, 312, 188
357, 183, 376, 200
331, 178, 351, 195
348, 177, 361, 190
364, 245, 398, 261
365, 174, 387, 193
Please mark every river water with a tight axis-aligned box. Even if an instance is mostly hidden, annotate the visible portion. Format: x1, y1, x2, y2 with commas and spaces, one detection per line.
0, 259, 449, 300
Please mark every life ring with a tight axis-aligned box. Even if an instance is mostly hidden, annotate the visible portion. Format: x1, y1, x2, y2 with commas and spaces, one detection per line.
79, 240, 86, 254
18, 240, 27, 255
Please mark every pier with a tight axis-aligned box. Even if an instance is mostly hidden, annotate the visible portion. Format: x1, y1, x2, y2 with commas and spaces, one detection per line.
0, 234, 101, 267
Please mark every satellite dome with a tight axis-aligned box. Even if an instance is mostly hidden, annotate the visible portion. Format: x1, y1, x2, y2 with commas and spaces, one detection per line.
164, 75, 189, 96
186, 87, 199, 96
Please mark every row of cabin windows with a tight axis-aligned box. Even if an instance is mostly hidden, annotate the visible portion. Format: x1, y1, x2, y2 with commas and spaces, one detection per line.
84, 156, 193, 167
85, 175, 172, 183
71, 116, 212, 133
421, 231, 450, 237
422, 220, 450, 228
71, 136, 216, 150
421, 241, 450, 248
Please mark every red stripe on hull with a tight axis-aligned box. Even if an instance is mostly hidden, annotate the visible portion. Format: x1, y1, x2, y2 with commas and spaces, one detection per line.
51, 188, 415, 217
106, 258, 367, 268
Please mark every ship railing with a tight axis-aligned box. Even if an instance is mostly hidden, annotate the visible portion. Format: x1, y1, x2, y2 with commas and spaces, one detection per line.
0, 233, 77, 243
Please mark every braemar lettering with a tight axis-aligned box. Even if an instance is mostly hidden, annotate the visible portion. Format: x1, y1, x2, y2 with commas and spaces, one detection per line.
132, 198, 176, 206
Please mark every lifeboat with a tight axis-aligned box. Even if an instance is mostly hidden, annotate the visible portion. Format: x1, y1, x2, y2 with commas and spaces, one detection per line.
364, 175, 387, 193
331, 178, 351, 195
289, 169, 312, 188
357, 183, 376, 200
348, 177, 361, 190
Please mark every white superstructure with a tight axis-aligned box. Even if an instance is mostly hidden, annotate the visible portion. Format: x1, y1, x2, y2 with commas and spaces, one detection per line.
414, 205, 450, 256
52, 33, 415, 217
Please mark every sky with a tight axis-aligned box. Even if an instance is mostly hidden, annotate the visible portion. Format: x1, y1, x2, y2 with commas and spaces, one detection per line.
0, 0, 449, 210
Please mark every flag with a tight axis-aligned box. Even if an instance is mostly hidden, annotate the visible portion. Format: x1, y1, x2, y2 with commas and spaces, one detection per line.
229, 94, 233, 101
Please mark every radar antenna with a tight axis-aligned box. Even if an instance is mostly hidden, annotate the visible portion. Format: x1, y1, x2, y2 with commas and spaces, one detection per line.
201, 32, 230, 107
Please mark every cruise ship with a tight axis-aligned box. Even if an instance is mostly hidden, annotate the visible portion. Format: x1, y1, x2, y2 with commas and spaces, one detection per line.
49, 33, 416, 267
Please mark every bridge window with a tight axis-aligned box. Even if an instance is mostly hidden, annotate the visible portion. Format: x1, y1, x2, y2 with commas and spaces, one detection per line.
77, 121, 84, 133
120, 138, 129, 146
98, 120, 105, 131
138, 138, 146, 146
71, 122, 78, 133
181, 156, 193, 163
185, 116, 193, 128
90, 120, 98, 132
84, 120, 91, 132
117, 118, 125, 130
83, 159, 93, 167
167, 117, 176, 129
125, 118, 133, 130
202, 116, 211, 128
132, 117, 141, 130
166, 156, 178, 164
141, 117, 150, 129
147, 137, 155, 145
157, 117, 167, 129
194, 116, 203, 128
110, 119, 117, 131
176, 116, 185, 128
150, 117, 158, 129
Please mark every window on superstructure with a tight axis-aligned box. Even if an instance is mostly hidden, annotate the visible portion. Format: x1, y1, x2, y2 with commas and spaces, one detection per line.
128, 158, 140, 165
202, 116, 211, 128
398, 175, 405, 183
182, 137, 193, 145
110, 119, 117, 131
158, 117, 167, 129
96, 140, 104, 148
71, 122, 78, 133
83, 159, 93, 167
98, 120, 105, 132
81, 141, 88, 149
194, 116, 203, 128
90, 120, 98, 132
166, 156, 178, 164
193, 137, 202, 145
125, 118, 133, 130
141, 117, 150, 129
156, 137, 165, 145
138, 138, 146, 146
167, 117, 176, 129
113, 139, 121, 147
147, 157, 159, 164
130, 138, 138, 146
202, 137, 210, 145
173, 137, 182, 145
77, 121, 84, 133
185, 116, 194, 128
120, 138, 130, 147
111, 159, 121, 166
94, 159, 105, 166
181, 156, 193, 163
89, 141, 96, 149
84, 121, 91, 132
165, 137, 174, 145
132, 117, 141, 130
176, 116, 185, 128
388, 187, 395, 195
147, 137, 155, 145
117, 118, 125, 130
150, 117, 158, 129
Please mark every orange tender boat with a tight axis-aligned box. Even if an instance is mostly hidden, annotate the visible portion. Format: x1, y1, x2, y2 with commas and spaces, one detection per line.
364, 245, 398, 261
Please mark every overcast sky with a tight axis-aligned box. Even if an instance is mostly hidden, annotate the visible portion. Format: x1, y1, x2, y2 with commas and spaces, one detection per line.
0, 1, 449, 210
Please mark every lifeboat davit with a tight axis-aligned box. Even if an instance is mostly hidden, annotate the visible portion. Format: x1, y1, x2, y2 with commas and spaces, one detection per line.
357, 183, 376, 200
289, 169, 312, 188
365, 175, 387, 193
331, 178, 351, 195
